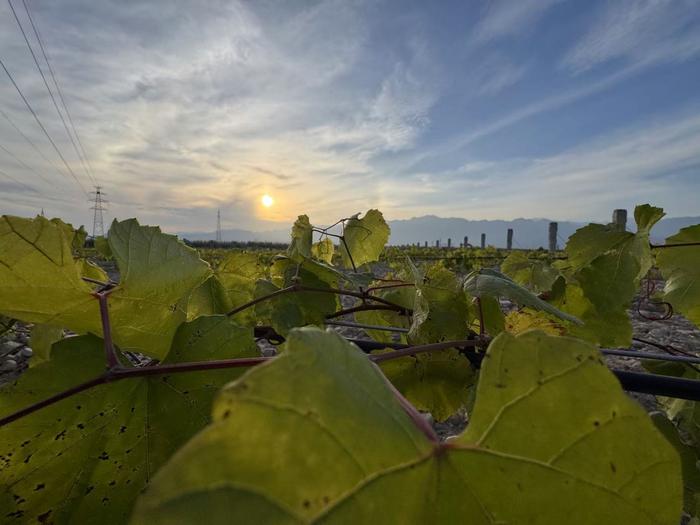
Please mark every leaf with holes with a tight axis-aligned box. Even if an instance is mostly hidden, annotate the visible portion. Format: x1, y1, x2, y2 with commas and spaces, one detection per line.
311, 238, 334, 265
133, 328, 681, 524
0, 315, 257, 523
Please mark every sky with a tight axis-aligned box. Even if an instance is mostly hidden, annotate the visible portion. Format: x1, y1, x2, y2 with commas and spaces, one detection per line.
0, 0, 699, 235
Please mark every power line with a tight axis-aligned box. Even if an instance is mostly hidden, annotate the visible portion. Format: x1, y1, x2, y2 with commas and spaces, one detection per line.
0, 106, 74, 187
6, 0, 94, 189
0, 139, 55, 187
18, 0, 97, 186
0, 55, 87, 195
0, 165, 39, 195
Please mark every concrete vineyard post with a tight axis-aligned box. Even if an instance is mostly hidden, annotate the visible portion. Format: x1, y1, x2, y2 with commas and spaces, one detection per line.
549, 222, 558, 253
480, 233, 486, 249
612, 209, 628, 232
507, 228, 513, 250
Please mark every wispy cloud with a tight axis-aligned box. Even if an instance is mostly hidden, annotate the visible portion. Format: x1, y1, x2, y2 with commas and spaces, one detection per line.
471, 0, 565, 43
564, 0, 700, 73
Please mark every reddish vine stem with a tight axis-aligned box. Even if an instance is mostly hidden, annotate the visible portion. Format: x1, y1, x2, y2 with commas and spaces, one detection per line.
0, 335, 484, 427
372, 361, 439, 443
365, 282, 415, 294
370, 339, 485, 363
326, 303, 409, 319
226, 283, 408, 318
96, 292, 120, 369
0, 356, 273, 428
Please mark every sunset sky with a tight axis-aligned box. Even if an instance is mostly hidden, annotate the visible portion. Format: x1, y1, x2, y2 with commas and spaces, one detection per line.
1, 0, 699, 234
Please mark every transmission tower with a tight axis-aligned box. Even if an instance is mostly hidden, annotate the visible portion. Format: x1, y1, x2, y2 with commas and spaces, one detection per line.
90, 186, 108, 237
216, 209, 222, 242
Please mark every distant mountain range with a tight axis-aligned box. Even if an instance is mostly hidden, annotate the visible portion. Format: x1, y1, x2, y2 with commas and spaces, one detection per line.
178, 215, 700, 249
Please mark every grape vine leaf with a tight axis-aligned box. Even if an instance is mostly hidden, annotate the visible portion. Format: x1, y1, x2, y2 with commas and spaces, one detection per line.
409, 265, 471, 344
94, 236, 112, 259
0, 315, 257, 523
105, 219, 213, 358
501, 252, 559, 292
0, 215, 98, 329
78, 259, 109, 283
133, 328, 681, 524
463, 268, 581, 325
476, 294, 505, 336
375, 347, 476, 421
288, 215, 313, 262
355, 285, 413, 344
0, 217, 213, 360
652, 413, 700, 518
656, 225, 700, 327
28, 324, 64, 365
504, 309, 566, 336
187, 276, 232, 320
339, 209, 389, 268
311, 238, 334, 265
215, 252, 265, 324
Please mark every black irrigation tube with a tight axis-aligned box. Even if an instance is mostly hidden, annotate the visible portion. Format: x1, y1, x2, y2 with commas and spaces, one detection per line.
347, 338, 700, 401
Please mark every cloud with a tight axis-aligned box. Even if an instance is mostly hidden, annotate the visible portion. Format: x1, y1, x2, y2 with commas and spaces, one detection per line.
472, 55, 528, 95
471, 0, 565, 43
564, 0, 700, 73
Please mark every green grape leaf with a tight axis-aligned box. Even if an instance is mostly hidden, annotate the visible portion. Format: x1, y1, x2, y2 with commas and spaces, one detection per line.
375, 348, 476, 421
94, 236, 112, 259
464, 268, 581, 325
255, 274, 337, 337
652, 413, 700, 518
187, 276, 232, 320
339, 209, 389, 268
49, 218, 86, 253
477, 294, 505, 336
0, 315, 257, 523
0, 215, 97, 328
504, 309, 566, 336
133, 328, 681, 524
215, 252, 265, 324
0, 217, 212, 360
78, 259, 109, 282
105, 219, 213, 358
656, 225, 700, 327
501, 252, 559, 292
311, 238, 334, 264
288, 215, 313, 262
409, 265, 471, 344
28, 324, 64, 365
355, 285, 413, 344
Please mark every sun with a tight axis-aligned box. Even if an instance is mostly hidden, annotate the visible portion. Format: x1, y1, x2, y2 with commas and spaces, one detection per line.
261, 194, 274, 208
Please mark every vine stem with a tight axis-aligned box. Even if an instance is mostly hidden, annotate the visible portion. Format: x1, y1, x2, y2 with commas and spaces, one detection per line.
0, 356, 273, 427
650, 242, 700, 249
0, 335, 482, 428
372, 361, 439, 443
225, 284, 407, 317
370, 339, 485, 363
96, 292, 119, 369
326, 303, 409, 319
365, 282, 415, 294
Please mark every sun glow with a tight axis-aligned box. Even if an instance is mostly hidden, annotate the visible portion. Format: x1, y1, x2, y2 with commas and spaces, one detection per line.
261, 194, 274, 208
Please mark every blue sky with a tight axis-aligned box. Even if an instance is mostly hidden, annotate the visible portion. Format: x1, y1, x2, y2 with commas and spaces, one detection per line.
0, 0, 699, 233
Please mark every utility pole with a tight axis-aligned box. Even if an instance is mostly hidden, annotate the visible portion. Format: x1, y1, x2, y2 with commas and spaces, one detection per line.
216, 209, 223, 242
89, 186, 107, 238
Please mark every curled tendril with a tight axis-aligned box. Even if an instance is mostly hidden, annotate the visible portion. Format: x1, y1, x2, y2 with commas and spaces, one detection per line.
636, 278, 674, 321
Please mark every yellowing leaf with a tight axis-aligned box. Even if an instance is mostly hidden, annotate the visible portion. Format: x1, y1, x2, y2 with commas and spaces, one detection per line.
339, 209, 389, 268
134, 328, 681, 524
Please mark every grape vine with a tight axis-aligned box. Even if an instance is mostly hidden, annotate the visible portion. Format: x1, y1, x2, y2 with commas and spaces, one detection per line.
0, 205, 698, 523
